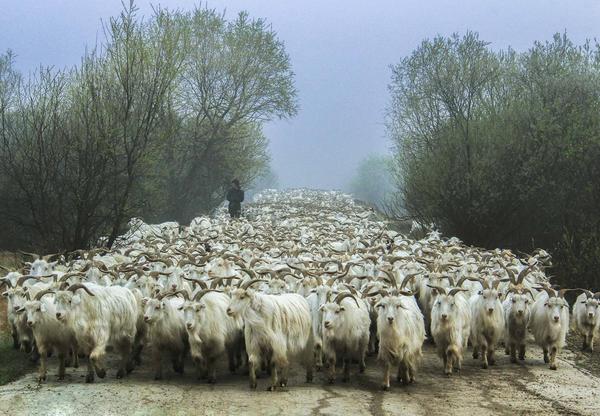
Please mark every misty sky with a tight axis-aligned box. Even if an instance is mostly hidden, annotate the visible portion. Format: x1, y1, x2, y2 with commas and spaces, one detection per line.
2, 1, 600, 189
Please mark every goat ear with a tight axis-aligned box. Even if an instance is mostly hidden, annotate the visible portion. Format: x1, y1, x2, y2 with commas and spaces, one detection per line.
40, 303, 47, 313
1, 291, 8, 297
141, 297, 149, 306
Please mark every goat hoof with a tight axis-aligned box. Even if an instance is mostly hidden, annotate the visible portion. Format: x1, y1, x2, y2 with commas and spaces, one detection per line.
250, 382, 257, 389
37, 375, 46, 383
328, 378, 335, 384
57, 374, 65, 381
382, 385, 390, 391
126, 362, 135, 374
207, 378, 216, 384
96, 368, 106, 379
267, 386, 277, 392
85, 374, 94, 383
510, 356, 517, 364
481, 363, 488, 369
116, 369, 125, 379
549, 364, 557, 371
154, 374, 163, 381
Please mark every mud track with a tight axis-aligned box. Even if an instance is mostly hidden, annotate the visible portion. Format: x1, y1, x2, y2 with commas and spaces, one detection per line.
0, 338, 598, 416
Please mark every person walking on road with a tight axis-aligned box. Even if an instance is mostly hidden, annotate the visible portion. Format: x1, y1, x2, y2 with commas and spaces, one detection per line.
226, 179, 244, 218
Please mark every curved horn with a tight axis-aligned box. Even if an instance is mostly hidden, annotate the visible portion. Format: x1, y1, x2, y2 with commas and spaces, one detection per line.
534, 286, 557, 298
0, 278, 14, 289
448, 288, 468, 296
334, 292, 360, 308
492, 278, 509, 290
521, 287, 535, 300
240, 279, 267, 290
400, 273, 420, 290
381, 269, 398, 288
426, 284, 447, 295
183, 276, 208, 290
516, 264, 534, 285
167, 289, 190, 301
16, 275, 39, 287
67, 283, 95, 297
192, 289, 223, 302
34, 288, 55, 301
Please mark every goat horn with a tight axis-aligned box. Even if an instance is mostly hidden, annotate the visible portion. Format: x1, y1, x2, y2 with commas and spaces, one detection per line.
16, 275, 39, 286
193, 289, 223, 302
427, 284, 447, 295
67, 283, 95, 297
448, 288, 468, 296
334, 292, 360, 308
534, 286, 557, 298
34, 288, 55, 301
240, 278, 266, 290
516, 264, 535, 285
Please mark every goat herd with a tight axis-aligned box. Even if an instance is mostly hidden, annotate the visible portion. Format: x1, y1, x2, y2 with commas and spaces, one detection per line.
1, 190, 599, 391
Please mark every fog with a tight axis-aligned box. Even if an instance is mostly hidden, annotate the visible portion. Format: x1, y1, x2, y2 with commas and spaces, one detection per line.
2, 0, 599, 189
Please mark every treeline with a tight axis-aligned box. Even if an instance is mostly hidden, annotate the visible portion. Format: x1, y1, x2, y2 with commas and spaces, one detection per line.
0, 2, 296, 252
387, 32, 600, 289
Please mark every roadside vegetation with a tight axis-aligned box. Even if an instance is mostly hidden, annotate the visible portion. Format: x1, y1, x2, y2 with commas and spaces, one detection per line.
0, 1, 296, 253
375, 32, 600, 290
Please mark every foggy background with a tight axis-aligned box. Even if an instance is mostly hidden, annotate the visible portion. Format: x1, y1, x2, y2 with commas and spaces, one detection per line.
2, 0, 599, 189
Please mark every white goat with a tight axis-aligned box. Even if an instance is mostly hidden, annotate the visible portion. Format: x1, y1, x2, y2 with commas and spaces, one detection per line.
54, 282, 138, 382
503, 289, 533, 363
142, 292, 188, 380
572, 290, 600, 352
226, 278, 314, 391
320, 292, 370, 383
429, 286, 470, 375
469, 280, 505, 369
375, 291, 425, 390
181, 289, 243, 383
529, 287, 570, 370
20, 289, 79, 382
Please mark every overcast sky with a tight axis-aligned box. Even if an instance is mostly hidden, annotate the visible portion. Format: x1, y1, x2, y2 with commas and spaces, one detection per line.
2, 0, 600, 189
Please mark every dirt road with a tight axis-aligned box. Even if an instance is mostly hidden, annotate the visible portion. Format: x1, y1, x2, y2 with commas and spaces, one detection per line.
0, 340, 598, 416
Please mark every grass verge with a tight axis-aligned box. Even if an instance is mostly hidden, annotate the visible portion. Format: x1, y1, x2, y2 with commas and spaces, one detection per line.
0, 335, 34, 385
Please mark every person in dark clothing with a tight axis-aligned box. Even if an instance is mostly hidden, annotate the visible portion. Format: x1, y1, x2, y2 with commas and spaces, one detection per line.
226, 179, 244, 218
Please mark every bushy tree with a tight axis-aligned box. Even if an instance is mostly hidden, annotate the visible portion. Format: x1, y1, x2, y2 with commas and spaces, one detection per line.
0, 1, 295, 251
388, 32, 600, 289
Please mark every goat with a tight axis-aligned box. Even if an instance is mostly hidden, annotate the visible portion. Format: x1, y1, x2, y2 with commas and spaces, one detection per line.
429, 286, 470, 375
572, 290, 600, 352
227, 278, 314, 390
181, 289, 243, 383
320, 292, 370, 383
54, 282, 138, 382
529, 287, 570, 370
374, 290, 425, 390
142, 291, 189, 380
